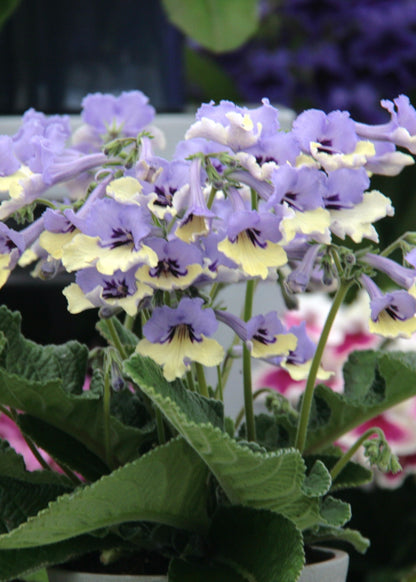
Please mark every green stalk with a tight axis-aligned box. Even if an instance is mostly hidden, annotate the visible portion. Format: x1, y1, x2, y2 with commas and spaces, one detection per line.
103, 355, 112, 468
106, 317, 128, 360
155, 407, 167, 445
294, 281, 352, 452
215, 365, 224, 401
330, 428, 384, 481
195, 362, 209, 398
243, 278, 256, 441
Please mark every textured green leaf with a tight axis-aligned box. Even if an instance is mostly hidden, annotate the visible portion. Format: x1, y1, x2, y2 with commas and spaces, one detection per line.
302, 461, 332, 497
125, 354, 326, 531
304, 526, 370, 553
0, 306, 87, 394
319, 496, 351, 528
0, 534, 119, 582
96, 316, 138, 354
0, 437, 209, 549
0, 0, 20, 28
0, 474, 70, 535
0, 439, 70, 487
305, 455, 373, 492
210, 506, 304, 582
161, 0, 259, 52
306, 350, 416, 453
16, 415, 109, 481
0, 368, 151, 469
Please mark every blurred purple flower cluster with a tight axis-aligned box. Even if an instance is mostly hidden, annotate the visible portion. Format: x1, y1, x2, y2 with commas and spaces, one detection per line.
214, 0, 416, 122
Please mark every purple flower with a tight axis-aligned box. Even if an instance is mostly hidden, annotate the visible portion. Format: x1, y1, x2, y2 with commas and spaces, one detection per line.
175, 158, 215, 243
355, 95, 416, 154
136, 297, 224, 380
322, 167, 369, 210
186, 99, 280, 151
64, 266, 152, 317
286, 244, 322, 293
292, 109, 358, 155
363, 253, 416, 289
268, 165, 325, 211
12, 109, 71, 172
215, 309, 296, 358
81, 91, 155, 136
218, 208, 287, 279
361, 274, 416, 338
136, 237, 205, 290
0, 136, 20, 176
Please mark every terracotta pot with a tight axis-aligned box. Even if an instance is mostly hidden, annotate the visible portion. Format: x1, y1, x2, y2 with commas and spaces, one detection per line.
48, 547, 349, 582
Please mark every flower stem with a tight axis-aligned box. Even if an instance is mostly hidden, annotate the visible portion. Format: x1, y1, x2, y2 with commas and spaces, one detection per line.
103, 354, 112, 468
155, 407, 167, 445
106, 317, 128, 360
195, 362, 209, 397
243, 278, 256, 441
330, 427, 384, 481
294, 281, 351, 452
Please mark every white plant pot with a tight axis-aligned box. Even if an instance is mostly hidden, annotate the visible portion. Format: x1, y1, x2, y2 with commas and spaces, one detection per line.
48, 547, 349, 582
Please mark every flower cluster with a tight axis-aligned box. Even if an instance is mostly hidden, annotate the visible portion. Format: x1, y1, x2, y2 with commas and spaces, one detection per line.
210, 0, 416, 122
1, 92, 416, 400
3, 89, 416, 580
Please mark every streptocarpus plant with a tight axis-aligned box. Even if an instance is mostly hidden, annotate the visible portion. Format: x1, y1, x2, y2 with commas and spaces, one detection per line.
1, 91, 416, 580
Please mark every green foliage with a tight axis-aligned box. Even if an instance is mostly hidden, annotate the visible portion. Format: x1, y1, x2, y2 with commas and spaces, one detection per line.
170, 506, 304, 582
305, 350, 416, 453
161, 0, 260, 53
0, 0, 20, 28
1, 304, 416, 579
0, 438, 211, 578
124, 352, 352, 533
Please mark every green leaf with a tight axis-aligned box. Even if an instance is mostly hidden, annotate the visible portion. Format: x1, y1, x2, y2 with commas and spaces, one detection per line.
0, 437, 210, 549
19, 569, 49, 582
210, 506, 304, 582
16, 415, 109, 481
304, 525, 370, 554
161, 0, 260, 53
0, 367, 152, 469
170, 506, 305, 582
305, 455, 373, 492
306, 350, 416, 453
125, 354, 325, 531
319, 496, 351, 528
0, 534, 120, 582
96, 316, 138, 354
0, 0, 20, 28
302, 461, 332, 497
185, 47, 241, 103
0, 306, 88, 394
0, 473, 70, 535
0, 439, 70, 487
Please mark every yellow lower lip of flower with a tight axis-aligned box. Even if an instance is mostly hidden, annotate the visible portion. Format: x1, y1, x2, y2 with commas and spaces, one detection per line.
369, 312, 416, 339
0, 253, 12, 288
107, 176, 142, 203
175, 215, 209, 243
136, 333, 224, 381
39, 230, 78, 260
0, 165, 33, 198
281, 208, 331, 243
218, 233, 287, 279
282, 360, 333, 382
250, 333, 297, 359
62, 234, 158, 274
